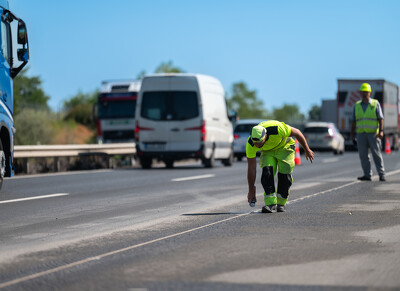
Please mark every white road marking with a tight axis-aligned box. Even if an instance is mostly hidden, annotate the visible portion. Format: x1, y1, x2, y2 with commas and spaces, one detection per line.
172, 174, 215, 182
386, 168, 400, 176
2, 168, 399, 288
9, 169, 113, 180
322, 157, 339, 163
0, 193, 69, 204
287, 181, 359, 204
291, 182, 321, 191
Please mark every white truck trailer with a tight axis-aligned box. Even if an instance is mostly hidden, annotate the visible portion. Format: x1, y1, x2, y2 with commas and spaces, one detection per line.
337, 79, 399, 150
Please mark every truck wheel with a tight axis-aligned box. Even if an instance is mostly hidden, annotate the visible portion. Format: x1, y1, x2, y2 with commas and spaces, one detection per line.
165, 159, 174, 168
0, 140, 5, 190
140, 157, 152, 169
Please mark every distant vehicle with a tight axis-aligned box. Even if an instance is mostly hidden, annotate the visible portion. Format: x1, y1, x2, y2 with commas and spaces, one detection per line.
135, 73, 234, 168
94, 80, 141, 144
0, 1, 29, 190
303, 122, 345, 155
337, 79, 399, 150
233, 119, 264, 160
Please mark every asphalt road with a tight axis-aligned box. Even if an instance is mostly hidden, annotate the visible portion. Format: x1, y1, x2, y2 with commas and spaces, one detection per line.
0, 151, 400, 290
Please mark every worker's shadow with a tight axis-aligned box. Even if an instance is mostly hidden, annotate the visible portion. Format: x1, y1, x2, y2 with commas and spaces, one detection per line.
182, 211, 257, 216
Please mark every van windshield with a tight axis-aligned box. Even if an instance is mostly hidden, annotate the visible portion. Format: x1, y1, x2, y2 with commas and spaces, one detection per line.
141, 91, 199, 121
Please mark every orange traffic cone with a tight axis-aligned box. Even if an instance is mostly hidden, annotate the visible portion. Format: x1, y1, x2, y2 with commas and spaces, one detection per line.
294, 139, 301, 165
385, 137, 391, 154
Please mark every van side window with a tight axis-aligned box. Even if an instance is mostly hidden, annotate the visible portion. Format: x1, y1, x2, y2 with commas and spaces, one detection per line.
142, 91, 199, 121
1, 18, 12, 65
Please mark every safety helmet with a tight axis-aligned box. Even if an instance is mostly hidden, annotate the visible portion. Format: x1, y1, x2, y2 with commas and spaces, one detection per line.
360, 83, 372, 92
251, 125, 267, 143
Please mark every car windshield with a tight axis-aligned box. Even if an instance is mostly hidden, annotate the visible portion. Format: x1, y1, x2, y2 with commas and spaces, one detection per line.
303, 127, 330, 133
141, 91, 199, 121
234, 124, 258, 134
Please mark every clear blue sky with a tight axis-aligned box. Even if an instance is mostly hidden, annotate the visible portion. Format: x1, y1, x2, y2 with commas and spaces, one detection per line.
11, 0, 400, 114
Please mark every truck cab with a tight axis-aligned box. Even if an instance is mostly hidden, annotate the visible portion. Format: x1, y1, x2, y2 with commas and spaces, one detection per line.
94, 80, 141, 144
0, 0, 29, 189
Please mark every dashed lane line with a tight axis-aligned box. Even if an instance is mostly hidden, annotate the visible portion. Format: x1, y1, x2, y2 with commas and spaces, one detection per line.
0, 193, 69, 204
172, 174, 215, 182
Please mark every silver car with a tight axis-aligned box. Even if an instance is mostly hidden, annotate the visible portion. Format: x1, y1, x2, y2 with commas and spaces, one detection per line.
303, 122, 345, 155
233, 119, 265, 160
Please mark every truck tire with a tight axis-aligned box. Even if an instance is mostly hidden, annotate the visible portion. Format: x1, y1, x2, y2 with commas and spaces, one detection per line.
140, 157, 152, 169
0, 140, 5, 190
165, 159, 174, 168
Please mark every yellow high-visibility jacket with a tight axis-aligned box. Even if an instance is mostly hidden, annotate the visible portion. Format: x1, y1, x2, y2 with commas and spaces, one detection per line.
355, 99, 379, 134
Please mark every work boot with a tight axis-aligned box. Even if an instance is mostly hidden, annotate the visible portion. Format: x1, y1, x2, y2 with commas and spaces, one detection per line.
357, 176, 371, 181
379, 175, 386, 182
262, 204, 277, 213
277, 205, 286, 212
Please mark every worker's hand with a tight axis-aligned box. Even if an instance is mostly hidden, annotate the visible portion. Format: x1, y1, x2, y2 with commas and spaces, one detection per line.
377, 132, 384, 140
247, 186, 256, 203
305, 148, 315, 163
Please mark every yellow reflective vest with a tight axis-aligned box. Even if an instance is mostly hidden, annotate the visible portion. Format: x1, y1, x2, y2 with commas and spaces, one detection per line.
355, 99, 379, 134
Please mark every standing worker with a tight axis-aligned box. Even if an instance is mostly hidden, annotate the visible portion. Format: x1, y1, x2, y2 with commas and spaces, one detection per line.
247, 120, 314, 213
350, 83, 386, 181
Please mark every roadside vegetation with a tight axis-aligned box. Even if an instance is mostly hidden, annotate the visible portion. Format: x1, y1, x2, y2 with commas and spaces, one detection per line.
14, 63, 321, 145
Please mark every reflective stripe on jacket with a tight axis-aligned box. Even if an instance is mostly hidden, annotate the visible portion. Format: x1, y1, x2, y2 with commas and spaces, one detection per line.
355, 99, 379, 134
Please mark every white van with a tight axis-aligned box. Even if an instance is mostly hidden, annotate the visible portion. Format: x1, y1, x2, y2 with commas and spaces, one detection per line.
135, 74, 234, 168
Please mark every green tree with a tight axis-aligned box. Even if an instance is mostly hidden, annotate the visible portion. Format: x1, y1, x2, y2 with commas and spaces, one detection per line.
272, 104, 305, 123
308, 104, 321, 121
63, 91, 98, 127
154, 61, 185, 73
227, 82, 268, 119
136, 70, 147, 80
13, 68, 50, 114
14, 108, 57, 145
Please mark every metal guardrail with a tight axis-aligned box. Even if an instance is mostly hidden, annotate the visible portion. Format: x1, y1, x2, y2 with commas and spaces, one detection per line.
13, 143, 137, 174
14, 143, 136, 158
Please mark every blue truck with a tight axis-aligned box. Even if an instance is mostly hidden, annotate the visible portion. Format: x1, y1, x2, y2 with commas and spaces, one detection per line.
0, 0, 29, 189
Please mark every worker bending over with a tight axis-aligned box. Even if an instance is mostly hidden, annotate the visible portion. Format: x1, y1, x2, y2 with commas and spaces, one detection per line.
247, 120, 314, 213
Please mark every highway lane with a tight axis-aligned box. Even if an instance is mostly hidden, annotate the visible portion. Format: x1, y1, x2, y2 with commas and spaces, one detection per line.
0, 151, 400, 290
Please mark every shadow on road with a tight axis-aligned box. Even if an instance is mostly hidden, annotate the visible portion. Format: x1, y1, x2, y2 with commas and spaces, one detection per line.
182, 211, 252, 216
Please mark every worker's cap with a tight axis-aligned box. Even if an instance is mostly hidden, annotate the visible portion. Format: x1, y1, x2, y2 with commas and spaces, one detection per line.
360, 83, 372, 92
251, 126, 267, 143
